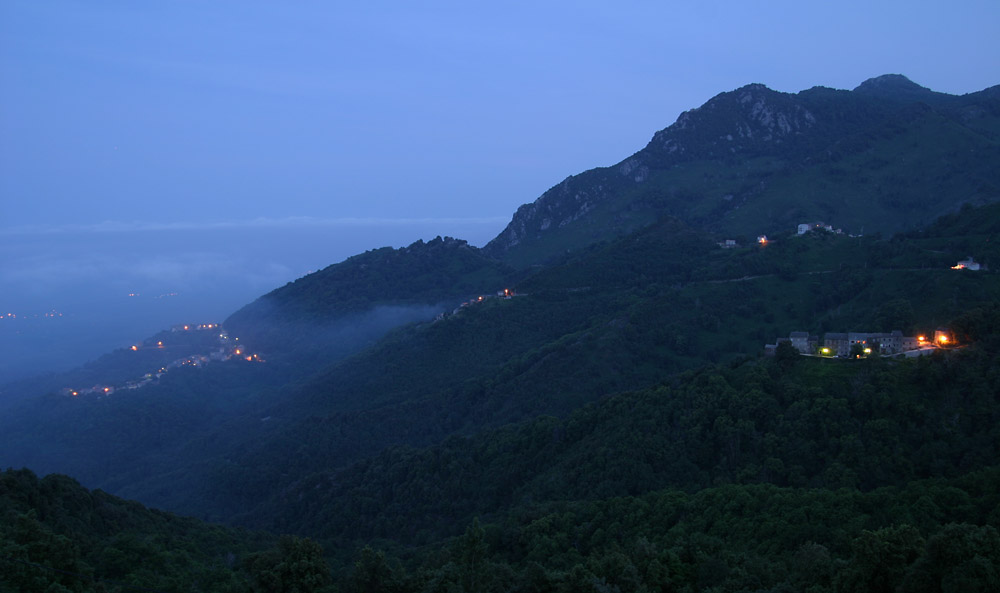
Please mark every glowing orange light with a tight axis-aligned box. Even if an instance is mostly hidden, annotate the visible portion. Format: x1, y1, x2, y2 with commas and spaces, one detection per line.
103, 387, 110, 393
130, 345, 138, 351
157, 341, 163, 347
71, 391, 78, 397
235, 349, 241, 355
938, 335, 949, 344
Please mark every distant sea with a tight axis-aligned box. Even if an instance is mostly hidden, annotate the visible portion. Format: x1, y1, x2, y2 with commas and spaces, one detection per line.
0, 219, 503, 383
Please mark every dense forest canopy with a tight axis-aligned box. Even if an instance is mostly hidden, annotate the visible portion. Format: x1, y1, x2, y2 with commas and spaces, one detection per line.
3, 76, 1000, 592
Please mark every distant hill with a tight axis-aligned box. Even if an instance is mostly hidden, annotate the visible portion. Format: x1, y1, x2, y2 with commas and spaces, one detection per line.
4, 76, 1000, 593
223, 235, 515, 367
485, 74, 1000, 267
92, 203, 1000, 524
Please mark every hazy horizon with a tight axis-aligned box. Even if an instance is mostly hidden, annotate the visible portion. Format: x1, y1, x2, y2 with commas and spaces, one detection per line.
3, 1, 999, 382
0, 218, 504, 381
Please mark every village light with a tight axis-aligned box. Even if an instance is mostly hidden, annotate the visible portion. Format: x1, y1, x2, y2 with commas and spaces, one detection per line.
821, 347, 830, 355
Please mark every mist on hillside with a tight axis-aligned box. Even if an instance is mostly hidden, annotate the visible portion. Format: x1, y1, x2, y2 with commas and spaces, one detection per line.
0, 219, 503, 384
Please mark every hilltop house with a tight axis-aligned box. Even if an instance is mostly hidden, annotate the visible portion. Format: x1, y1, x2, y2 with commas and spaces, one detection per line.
952, 257, 982, 271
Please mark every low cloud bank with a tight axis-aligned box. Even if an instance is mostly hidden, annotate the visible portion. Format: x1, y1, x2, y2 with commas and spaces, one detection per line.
0, 215, 508, 236
1, 220, 505, 381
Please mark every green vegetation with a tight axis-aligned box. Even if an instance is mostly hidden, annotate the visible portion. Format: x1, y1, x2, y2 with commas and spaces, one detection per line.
3, 205, 999, 530
2, 77, 999, 591
225, 236, 515, 358
266, 304, 1000, 542
0, 469, 285, 592
487, 77, 1000, 267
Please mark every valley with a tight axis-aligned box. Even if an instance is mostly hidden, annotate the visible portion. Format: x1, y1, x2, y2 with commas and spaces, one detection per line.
3, 75, 1000, 592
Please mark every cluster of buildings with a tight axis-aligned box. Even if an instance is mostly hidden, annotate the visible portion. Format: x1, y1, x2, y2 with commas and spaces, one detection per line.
766, 328, 953, 358
61, 325, 263, 398
436, 289, 519, 322
171, 323, 220, 332
797, 221, 844, 235
60, 385, 115, 397
717, 220, 843, 249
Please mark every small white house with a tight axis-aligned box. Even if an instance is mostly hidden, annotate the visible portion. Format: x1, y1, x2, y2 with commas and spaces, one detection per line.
952, 257, 981, 271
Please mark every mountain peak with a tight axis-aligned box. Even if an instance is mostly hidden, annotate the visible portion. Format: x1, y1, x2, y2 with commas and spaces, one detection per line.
485, 74, 997, 267
853, 74, 933, 98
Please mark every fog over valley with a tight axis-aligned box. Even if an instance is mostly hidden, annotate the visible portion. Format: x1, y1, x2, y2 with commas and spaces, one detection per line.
3, 2, 1000, 590
0, 217, 503, 383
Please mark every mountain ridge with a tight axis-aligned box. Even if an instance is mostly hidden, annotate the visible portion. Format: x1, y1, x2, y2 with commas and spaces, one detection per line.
3, 75, 1000, 591
484, 74, 1000, 267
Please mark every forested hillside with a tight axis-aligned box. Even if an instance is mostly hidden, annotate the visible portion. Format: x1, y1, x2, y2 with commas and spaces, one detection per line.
486, 75, 1000, 267
3, 204, 999, 531
274, 309, 1000, 545
0, 468, 305, 592
224, 235, 515, 364
264, 304, 1000, 592
2, 76, 999, 592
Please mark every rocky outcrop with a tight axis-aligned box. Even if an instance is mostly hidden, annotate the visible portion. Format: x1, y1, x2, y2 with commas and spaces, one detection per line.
484, 75, 1000, 266
484, 83, 824, 261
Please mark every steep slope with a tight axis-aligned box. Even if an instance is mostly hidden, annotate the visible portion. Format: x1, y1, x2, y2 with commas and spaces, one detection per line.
112, 204, 1000, 523
0, 468, 278, 591
224, 235, 516, 366
485, 74, 1000, 267
0, 236, 516, 514
269, 309, 1000, 544
3, 75, 999, 593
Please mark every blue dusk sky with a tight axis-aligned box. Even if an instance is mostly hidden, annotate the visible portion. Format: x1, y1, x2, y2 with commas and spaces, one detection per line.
1, 1, 999, 378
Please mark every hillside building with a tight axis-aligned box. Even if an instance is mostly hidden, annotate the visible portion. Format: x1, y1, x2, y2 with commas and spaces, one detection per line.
952, 257, 982, 271
934, 328, 954, 347
796, 222, 843, 235
823, 333, 850, 357
770, 330, 925, 357
788, 331, 817, 353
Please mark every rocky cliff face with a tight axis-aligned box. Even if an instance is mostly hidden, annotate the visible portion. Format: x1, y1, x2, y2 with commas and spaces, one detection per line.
483, 83, 829, 263
484, 75, 1000, 267
646, 83, 818, 158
